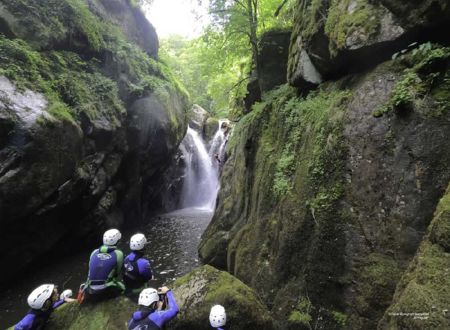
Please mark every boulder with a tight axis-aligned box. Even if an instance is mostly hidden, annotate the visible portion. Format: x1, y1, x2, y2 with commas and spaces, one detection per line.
203, 117, 219, 141
258, 30, 292, 93
169, 265, 274, 330
188, 104, 209, 132
47, 297, 135, 330
287, 0, 450, 90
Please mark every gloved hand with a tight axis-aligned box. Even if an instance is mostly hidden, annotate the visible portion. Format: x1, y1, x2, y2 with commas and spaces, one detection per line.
60, 289, 73, 300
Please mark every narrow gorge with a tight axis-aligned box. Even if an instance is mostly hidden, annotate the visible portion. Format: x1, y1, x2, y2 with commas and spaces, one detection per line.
1, 0, 449, 329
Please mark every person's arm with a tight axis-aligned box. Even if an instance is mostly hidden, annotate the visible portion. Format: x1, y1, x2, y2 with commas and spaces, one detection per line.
52, 299, 65, 309
149, 290, 179, 327
138, 259, 153, 281
14, 314, 34, 330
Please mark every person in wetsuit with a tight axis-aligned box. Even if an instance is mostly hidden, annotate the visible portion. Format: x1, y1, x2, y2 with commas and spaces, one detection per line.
84, 228, 125, 301
209, 304, 226, 329
123, 233, 154, 296
14, 284, 71, 330
128, 286, 179, 329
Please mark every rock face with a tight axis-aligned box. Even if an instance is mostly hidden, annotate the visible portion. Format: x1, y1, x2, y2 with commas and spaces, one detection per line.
258, 30, 292, 93
169, 265, 274, 330
287, 0, 450, 90
244, 30, 292, 112
200, 39, 450, 329
379, 183, 450, 329
0, 0, 187, 286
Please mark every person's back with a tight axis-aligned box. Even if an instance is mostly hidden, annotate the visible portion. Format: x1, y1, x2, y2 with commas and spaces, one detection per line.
124, 233, 153, 294
128, 287, 179, 330
85, 229, 124, 301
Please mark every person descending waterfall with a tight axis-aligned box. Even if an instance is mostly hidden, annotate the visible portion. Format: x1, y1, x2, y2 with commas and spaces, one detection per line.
209, 305, 227, 329
84, 228, 125, 301
123, 233, 154, 295
127, 286, 179, 329
14, 284, 74, 330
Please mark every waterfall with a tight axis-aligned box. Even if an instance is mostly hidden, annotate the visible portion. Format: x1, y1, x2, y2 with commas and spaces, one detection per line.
179, 121, 229, 210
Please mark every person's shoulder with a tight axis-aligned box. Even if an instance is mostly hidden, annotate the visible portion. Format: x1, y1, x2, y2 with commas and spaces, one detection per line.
15, 313, 35, 329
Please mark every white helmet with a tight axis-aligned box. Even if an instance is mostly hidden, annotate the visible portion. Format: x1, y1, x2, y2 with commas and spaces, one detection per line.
210, 304, 226, 328
138, 288, 159, 307
27, 284, 55, 310
130, 233, 147, 251
60, 289, 73, 300
103, 228, 121, 246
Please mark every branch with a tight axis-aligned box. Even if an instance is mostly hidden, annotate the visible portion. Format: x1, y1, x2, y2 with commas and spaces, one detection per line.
227, 76, 251, 92
274, 0, 289, 17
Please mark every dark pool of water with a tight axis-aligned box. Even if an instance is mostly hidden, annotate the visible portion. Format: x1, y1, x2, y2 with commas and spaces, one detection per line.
0, 207, 212, 328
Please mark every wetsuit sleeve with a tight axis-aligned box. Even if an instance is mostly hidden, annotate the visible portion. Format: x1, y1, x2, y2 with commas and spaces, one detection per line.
149, 291, 179, 327
52, 299, 65, 309
138, 259, 153, 280
14, 314, 34, 330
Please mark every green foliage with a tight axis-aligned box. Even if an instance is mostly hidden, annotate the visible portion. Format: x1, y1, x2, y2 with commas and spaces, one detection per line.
332, 311, 348, 326
374, 44, 450, 117
288, 296, 313, 326
158, 0, 295, 117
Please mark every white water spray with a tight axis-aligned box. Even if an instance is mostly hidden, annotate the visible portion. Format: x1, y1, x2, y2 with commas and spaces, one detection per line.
179, 121, 229, 211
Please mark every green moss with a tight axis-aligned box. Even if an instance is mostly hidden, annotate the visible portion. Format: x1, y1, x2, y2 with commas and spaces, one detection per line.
288, 296, 313, 326
67, 0, 104, 51
381, 184, 450, 328
354, 253, 403, 317
374, 44, 450, 117
289, 310, 312, 325
325, 0, 381, 55
332, 311, 348, 326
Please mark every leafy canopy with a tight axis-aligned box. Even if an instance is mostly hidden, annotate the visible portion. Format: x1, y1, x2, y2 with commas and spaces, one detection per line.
158, 0, 295, 117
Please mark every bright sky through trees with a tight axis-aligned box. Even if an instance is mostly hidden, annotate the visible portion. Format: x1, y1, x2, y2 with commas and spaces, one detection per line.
145, 0, 210, 38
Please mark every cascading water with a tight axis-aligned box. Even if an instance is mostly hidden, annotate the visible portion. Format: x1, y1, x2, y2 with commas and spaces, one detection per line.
179, 121, 230, 210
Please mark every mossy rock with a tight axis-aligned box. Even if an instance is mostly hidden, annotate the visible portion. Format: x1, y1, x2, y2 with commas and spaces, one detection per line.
48, 297, 135, 330
203, 117, 219, 141
169, 265, 274, 330
6, 297, 136, 330
380, 184, 450, 329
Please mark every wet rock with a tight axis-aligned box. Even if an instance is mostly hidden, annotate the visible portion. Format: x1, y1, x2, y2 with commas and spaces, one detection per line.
204, 117, 219, 141
188, 104, 209, 132
169, 265, 274, 330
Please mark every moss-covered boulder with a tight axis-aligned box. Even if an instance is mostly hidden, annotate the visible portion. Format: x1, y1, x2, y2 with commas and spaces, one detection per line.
203, 117, 219, 141
169, 265, 274, 330
48, 297, 135, 330
379, 184, 450, 329
287, 0, 450, 90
